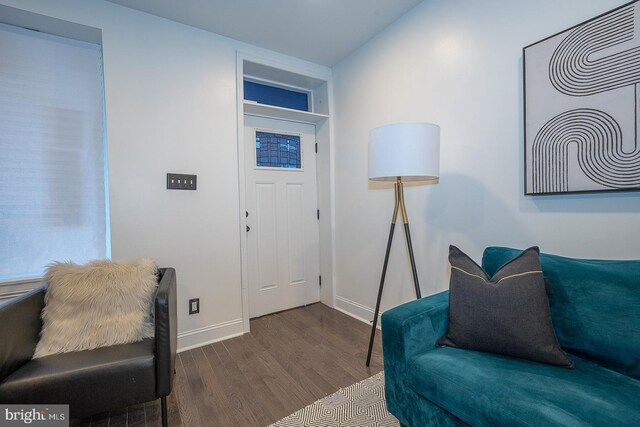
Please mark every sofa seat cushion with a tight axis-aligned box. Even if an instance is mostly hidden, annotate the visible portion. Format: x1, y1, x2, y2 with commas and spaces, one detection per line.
408, 347, 640, 427
0, 339, 156, 418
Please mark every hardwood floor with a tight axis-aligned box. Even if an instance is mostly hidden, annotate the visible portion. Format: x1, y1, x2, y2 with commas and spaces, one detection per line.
75, 303, 384, 427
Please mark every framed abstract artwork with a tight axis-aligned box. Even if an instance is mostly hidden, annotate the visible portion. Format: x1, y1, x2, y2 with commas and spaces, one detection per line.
524, 1, 640, 195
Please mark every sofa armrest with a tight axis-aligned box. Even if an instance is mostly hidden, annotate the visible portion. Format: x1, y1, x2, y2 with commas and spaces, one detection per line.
154, 268, 177, 397
381, 290, 449, 363
382, 291, 449, 420
0, 286, 45, 382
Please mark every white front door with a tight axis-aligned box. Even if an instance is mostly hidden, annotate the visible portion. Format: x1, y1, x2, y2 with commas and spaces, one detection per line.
244, 115, 320, 318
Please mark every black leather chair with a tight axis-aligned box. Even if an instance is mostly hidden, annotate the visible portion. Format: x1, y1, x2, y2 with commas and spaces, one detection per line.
0, 268, 177, 427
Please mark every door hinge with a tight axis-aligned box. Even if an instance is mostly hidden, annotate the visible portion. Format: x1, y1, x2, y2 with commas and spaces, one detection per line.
319, 275, 322, 287
315, 142, 318, 153
317, 209, 320, 220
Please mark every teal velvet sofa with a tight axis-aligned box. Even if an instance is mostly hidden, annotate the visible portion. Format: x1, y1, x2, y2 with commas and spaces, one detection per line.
382, 247, 640, 427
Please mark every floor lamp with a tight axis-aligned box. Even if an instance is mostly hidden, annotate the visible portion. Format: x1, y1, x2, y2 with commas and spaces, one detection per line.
366, 122, 440, 367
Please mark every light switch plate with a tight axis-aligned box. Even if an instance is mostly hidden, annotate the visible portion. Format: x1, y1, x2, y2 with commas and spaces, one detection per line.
167, 173, 197, 190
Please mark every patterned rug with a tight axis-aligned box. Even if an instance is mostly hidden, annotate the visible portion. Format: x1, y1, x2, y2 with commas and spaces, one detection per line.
268, 371, 400, 427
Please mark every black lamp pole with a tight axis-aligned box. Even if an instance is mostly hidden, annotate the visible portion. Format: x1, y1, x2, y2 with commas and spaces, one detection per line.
366, 177, 422, 367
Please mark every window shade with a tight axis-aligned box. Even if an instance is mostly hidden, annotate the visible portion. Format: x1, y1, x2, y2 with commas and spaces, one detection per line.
0, 23, 108, 281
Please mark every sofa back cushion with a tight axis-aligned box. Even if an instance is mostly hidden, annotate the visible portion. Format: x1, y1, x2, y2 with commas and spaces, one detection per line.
482, 247, 640, 379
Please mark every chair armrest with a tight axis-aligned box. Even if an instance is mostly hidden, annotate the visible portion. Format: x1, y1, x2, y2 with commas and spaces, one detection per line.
154, 268, 177, 397
0, 286, 45, 382
381, 291, 449, 385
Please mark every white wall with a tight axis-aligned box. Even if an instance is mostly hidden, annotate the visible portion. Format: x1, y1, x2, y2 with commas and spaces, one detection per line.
0, 0, 330, 349
332, 0, 640, 321
5, 0, 638, 345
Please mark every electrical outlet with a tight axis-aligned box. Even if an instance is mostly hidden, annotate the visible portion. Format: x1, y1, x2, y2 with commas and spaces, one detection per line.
189, 298, 200, 314
167, 173, 197, 190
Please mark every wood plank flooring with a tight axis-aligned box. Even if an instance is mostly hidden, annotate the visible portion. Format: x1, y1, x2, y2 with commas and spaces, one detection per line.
75, 303, 384, 427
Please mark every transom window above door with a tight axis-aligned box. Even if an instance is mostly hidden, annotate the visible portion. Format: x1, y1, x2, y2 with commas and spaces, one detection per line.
256, 131, 302, 169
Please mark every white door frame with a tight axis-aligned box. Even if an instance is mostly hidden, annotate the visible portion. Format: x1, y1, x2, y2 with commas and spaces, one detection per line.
235, 52, 336, 333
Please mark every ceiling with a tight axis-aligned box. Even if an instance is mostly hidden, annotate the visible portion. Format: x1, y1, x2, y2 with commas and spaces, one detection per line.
105, 0, 424, 66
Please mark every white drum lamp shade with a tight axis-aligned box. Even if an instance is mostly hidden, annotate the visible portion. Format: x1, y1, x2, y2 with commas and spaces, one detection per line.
369, 122, 440, 181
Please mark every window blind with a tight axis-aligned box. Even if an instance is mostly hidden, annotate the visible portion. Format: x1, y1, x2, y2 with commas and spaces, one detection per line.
0, 23, 108, 281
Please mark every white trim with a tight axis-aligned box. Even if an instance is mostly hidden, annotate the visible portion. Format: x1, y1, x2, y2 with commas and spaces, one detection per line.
244, 101, 328, 125
334, 295, 380, 329
236, 52, 251, 334
236, 50, 335, 329
327, 78, 337, 309
239, 51, 332, 83
177, 318, 244, 352
0, 4, 102, 44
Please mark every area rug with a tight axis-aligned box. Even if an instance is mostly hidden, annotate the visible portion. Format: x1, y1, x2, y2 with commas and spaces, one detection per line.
268, 371, 400, 427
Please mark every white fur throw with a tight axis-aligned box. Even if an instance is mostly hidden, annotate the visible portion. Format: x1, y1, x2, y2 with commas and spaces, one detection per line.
33, 258, 157, 359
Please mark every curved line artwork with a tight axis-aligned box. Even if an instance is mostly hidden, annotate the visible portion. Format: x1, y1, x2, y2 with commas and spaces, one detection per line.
525, 1, 640, 195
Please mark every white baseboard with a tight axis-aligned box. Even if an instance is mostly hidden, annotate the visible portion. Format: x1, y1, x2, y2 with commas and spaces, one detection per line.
177, 318, 244, 352
334, 295, 381, 330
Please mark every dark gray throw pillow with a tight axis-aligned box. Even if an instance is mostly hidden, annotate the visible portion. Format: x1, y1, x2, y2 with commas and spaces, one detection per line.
437, 246, 573, 367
